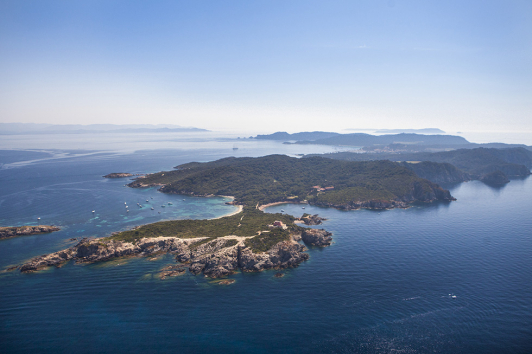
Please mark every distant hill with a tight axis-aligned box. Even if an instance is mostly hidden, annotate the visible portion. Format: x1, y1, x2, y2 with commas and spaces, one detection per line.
295, 133, 470, 146
129, 155, 454, 210
254, 131, 469, 146
374, 128, 445, 134
254, 131, 340, 141
306, 147, 532, 183
0, 123, 208, 134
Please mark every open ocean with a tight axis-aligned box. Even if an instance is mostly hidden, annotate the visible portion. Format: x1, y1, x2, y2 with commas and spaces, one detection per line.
0, 133, 531, 353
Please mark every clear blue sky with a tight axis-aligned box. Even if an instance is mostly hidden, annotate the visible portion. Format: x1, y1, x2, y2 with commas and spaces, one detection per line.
1, 0, 531, 133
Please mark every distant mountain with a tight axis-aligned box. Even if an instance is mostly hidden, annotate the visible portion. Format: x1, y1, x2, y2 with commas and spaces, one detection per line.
0, 123, 208, 134
254, 131, 340, 141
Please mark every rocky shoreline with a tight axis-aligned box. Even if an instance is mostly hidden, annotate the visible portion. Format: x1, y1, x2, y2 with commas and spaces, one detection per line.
16, 228, 332, 279
0, 225, 60, 240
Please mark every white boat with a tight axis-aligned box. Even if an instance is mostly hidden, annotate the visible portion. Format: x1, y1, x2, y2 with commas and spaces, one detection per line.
92, 210, 95, 213
168, 202, 172, 205
146, 200, 149, 202
281, 209, 284, 212
37, 217, 41, 220
161, 205, 165, 208
151, 207, 154, 210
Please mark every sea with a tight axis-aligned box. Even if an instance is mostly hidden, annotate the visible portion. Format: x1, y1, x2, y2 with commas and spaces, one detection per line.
0, 132, 531, 354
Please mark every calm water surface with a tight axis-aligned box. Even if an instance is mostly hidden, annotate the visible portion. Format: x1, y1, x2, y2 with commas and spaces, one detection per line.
0, 135, 531, 353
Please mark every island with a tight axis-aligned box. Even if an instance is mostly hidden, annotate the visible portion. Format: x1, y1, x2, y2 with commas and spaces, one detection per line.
103, 173, 134, 178
16, 155, 454, 279
0, 225, 60, 240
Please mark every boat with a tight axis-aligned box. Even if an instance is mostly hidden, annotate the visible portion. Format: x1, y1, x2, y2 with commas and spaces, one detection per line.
124, 202, 127, 205
168, 202, 172, 205
161, 205, 165, 208
280, 209, 284, 212
151, 207, 154, 210
92, 210, 95, 213
146, 200, 149, 202
302, 207, 305, 209
37, 217, 41, 220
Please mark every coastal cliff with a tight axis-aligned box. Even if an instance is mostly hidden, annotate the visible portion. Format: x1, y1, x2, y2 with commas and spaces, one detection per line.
18, 228, 333, 278
0, 225, 60, 240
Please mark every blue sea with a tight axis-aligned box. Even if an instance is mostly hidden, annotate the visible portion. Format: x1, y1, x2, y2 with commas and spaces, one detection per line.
0, 133, 531, 353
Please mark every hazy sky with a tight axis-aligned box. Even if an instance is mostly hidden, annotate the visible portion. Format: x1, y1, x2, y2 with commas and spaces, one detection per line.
1, 0, 531, 133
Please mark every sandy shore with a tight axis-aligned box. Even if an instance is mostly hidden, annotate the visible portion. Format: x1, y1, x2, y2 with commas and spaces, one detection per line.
258, 201, 306, 211
212, 204, 243, 219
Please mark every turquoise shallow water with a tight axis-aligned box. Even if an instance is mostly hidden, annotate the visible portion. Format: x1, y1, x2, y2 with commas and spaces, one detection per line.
0, 139, 531, 353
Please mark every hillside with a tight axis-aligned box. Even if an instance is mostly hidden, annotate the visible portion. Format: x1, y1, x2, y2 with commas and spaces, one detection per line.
129, 155, 454, 209
307, 147, 532, 182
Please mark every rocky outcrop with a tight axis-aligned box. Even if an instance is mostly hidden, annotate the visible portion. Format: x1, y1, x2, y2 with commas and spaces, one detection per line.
103, 173, 133, 178
238, 241, 309, 273
19, 237, 192, 273
17, 231, 330, 278
297, 214, 327, 225
0, 225, 60, 240
300, 229, 332, 247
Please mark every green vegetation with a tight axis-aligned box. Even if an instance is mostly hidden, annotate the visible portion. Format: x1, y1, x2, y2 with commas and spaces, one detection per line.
131, 155, 451, 206
244, 228, 291, 253
108, 207, 296, 245
309, 147, 532, 179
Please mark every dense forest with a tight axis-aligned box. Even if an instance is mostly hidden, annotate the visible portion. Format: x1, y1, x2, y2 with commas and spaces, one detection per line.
307, 147, 532, 183
130, 155, 453, 207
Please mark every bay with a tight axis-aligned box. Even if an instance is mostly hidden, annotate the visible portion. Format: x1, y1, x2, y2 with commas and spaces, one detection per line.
0, 134, 531, 353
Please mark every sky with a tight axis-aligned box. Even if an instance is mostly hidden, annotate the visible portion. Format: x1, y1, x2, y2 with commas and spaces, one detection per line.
0, 0, 531, 134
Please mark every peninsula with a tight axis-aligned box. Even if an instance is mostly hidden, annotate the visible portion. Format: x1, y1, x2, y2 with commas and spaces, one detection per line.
19, 208, 331, 278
